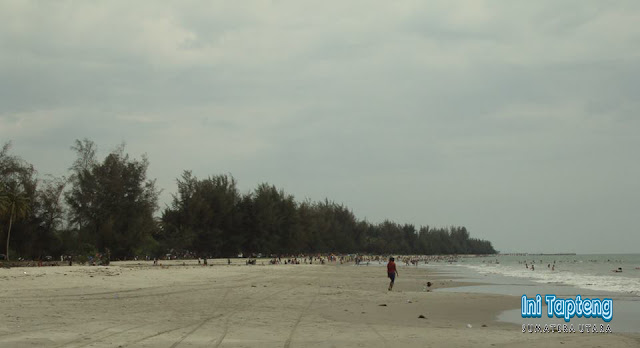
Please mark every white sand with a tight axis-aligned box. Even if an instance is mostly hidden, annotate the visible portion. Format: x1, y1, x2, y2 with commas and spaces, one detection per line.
1, 260, 638, 347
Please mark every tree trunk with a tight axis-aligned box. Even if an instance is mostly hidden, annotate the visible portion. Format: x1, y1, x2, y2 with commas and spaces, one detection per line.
6, 203, 14, 261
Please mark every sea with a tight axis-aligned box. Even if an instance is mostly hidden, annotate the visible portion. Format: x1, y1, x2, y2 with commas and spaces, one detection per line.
428, 254, 640, 333
448, 253, 640, 296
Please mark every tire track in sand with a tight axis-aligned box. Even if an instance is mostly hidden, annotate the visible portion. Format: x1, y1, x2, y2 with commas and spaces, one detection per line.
366, 323, 389, 348
66, 323, 150, 348
168, 314, 223, 348
211, 271, 315, 348
52, 324, 124, 348
59, 287, 230, 348
5, 274, 265, 302
164, 288, 232, 348
120, 321, 206, 348
283, 289, 318, 348
210, 285, 303, 348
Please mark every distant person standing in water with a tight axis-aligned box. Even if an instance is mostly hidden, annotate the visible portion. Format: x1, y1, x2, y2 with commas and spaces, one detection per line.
387, 257, 399, 291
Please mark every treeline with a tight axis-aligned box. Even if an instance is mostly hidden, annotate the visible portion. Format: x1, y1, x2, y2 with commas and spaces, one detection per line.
0, 139, 496, 260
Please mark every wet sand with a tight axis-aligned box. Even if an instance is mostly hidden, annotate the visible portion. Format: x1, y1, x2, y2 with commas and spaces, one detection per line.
1, 260, 638, 347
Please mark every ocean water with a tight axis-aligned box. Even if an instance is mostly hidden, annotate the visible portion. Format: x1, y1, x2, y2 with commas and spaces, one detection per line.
428, 254, 640, 333
448, 254, 640, 296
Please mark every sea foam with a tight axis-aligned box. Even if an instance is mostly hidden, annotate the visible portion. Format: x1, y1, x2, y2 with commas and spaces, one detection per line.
454, 263, 640, 296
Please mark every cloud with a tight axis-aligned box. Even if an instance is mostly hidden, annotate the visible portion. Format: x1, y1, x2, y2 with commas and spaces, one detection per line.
1, 0, 639, 253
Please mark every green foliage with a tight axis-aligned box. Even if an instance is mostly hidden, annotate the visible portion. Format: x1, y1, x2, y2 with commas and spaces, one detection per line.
65, 139, 159, 259
1, 139, 497, 260
159, 171, 243, 257
1, 142, 36, 260
2, 181, 31, 260
160, 174, 497, 257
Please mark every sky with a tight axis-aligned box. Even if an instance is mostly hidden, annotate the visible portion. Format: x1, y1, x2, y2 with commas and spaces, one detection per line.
1, 1, 639, 254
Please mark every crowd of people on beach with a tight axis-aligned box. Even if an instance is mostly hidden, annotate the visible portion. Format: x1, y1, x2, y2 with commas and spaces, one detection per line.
3, 251, 470, 269
269, 256, 323, 265
140, 253, 465, 269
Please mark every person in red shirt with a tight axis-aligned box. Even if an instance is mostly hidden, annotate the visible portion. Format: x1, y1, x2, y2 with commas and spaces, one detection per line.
387, 257, 399, 291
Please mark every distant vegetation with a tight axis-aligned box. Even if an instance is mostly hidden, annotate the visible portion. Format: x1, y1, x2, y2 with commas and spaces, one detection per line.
0, 139, 497, 260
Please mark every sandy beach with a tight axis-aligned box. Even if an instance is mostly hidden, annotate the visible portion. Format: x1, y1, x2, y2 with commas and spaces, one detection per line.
1, 260, 638, 348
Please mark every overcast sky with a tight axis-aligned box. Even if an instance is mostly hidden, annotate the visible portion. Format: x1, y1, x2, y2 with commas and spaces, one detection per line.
1, 1, 639, 254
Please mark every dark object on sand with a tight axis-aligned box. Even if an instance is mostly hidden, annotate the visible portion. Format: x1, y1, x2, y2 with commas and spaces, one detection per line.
482, 324, 488, 327
418, 315, 426, 319
379, 304, 387, 306
426, 281, 432, 288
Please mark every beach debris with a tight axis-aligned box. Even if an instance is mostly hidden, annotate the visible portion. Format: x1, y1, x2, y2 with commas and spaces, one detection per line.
418, 315, 426, 319
23, 271, 27, 275
482, 324, 487, 327
251, 285, 257, 287
378, 304, 387, 306
406, 300, 412, 303
466, 324, 473, 328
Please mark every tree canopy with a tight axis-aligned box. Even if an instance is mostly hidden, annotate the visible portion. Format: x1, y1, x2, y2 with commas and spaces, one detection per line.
1, 139, 497, 260
158, 172, 497, 257
65, 140, 159, 259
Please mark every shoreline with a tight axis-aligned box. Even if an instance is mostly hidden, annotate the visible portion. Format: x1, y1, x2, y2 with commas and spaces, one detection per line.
431, 263, 640, 334
1, 260, 638, 347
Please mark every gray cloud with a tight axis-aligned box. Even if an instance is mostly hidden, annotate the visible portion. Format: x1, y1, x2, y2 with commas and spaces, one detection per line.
1, 1, 639, 253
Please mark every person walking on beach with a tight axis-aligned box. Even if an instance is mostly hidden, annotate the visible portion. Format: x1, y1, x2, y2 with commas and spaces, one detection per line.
387, 257, 398, 291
